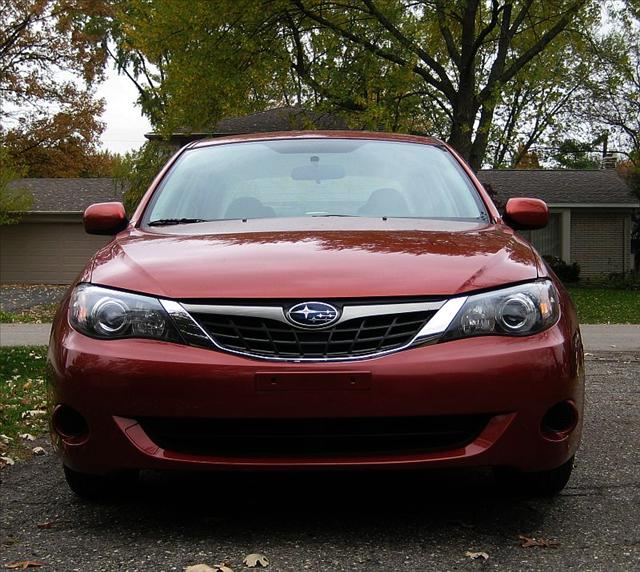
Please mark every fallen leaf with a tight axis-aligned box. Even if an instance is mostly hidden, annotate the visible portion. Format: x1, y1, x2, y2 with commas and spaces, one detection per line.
0, 456, 15, 466
21, 410, 46, 420
0, 434, 13, 444
518, 534, 560, 548
19, 434, 36, 441
4, 561, 45, 569
185, 566, 233, 572
243, 554, 269, 568
36, 520, 64, 529
31, 447, 46, 456
465, 551, 489, 560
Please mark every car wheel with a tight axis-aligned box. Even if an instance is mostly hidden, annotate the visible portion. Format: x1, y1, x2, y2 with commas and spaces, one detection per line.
63, 465, 139, 500
494, 456, 575, 497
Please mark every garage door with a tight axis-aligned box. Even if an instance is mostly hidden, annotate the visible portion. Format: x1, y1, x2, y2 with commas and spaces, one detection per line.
0, 219, 110, 284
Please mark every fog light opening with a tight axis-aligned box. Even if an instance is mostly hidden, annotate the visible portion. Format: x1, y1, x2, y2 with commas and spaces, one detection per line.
53, 405, 89, 444
541, 400, 578, 440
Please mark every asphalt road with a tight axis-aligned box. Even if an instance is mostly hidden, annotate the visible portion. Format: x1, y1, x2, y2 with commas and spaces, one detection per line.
1, 353, 639, 572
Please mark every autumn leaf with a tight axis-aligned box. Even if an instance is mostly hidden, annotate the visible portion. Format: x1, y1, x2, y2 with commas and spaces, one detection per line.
4, 561, 45, 569
243, 554, 269, 568
518, 535, 560, 548
465, 551, 489, 560
184, 565, 233, 572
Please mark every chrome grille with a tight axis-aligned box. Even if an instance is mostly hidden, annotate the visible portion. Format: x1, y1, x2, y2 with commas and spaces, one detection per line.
190, 310, 436, 359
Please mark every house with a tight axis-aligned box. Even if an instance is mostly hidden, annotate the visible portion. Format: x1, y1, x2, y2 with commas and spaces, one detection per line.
0, 178, 124, 284
145, 106, 350, 145
477, 169, 639, 278
2, 163, 637, 285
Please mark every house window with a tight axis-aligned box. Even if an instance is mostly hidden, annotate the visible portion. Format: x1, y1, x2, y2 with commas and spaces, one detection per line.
521, 212, 562, 258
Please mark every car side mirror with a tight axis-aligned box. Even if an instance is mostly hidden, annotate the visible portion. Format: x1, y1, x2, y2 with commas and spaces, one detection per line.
503, 198, 548, 230
83, 202, 129, 235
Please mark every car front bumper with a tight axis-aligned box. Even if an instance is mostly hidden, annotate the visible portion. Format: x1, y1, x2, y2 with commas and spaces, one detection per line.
47, 320, 584, 475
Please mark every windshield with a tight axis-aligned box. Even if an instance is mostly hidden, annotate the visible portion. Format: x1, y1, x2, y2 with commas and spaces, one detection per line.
142, 139, 487, 225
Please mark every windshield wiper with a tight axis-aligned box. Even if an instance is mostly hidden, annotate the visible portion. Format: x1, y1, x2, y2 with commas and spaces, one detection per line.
147, 218, 208, 226
309, 214, 358, 217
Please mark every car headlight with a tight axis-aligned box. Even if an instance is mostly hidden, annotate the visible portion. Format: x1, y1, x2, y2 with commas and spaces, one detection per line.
69, 284, 182, 342
442, 280, 559, 341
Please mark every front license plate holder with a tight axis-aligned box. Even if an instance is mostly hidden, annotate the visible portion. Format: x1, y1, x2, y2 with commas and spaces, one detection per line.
255, 371, 371, 391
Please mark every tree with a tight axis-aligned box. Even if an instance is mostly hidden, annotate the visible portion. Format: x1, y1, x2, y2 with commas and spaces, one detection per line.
104, 0, 601, 170
549, 138, 601, 169
115, 141, 176, 213
0, 0, 108, 175
0, 146, 31, 225
582, 2, 639, 169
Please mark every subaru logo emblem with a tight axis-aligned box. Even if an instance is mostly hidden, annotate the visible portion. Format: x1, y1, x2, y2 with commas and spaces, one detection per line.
286, 301, 340, 328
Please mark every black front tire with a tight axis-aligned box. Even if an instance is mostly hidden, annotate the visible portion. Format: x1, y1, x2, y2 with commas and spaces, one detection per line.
494, 456, 575, 497
63, 465, 139, 500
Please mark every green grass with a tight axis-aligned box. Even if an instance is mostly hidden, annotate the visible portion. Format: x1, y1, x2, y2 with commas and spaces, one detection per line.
567, 287, 640, 324
0, 346, 48, 463
0, 303, 58, 324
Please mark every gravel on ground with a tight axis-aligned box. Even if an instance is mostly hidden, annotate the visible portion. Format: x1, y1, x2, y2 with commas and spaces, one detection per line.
0, 285, 67, 313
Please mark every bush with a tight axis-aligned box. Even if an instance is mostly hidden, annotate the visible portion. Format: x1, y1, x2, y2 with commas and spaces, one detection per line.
601, 272, 640, 290
543, 255, 581, 283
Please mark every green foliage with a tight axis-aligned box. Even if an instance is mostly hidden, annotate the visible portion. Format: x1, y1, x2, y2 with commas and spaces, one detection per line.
567, 287, 640, 324
0, 304, 58, 324
0, 346, 49, 459
115, 141, 177, 213
543, 255, 581, 283
550, 139, 601, 170
102, 0, 603, 169
0, 147, 32, 225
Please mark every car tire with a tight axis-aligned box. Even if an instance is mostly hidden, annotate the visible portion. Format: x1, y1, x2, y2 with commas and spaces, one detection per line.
494, 456, 575, 497
63, 465, 139, 500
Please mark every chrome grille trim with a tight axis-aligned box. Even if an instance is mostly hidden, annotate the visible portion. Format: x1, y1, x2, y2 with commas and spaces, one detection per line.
181, 300, 446, 328
164, 297, 467, 362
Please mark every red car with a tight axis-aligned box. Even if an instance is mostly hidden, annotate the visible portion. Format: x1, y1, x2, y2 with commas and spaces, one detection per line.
47, 132, 584, 498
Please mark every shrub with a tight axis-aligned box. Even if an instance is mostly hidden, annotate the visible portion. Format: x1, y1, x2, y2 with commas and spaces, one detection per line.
543, 255, 581, 283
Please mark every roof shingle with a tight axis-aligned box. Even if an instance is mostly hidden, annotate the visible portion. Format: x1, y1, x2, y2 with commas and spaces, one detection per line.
7, 178, 125, 213
7, 169, 638, 214
477, 169, 638, 206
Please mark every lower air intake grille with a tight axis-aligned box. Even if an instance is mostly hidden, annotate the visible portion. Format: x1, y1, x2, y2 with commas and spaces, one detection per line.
190, 311, 435, 359
138, 415, 491, 458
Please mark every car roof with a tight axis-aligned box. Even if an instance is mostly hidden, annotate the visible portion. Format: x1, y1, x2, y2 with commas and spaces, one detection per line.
188, 130, 445, 149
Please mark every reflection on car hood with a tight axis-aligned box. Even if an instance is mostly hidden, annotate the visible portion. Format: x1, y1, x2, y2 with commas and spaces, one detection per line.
89, 218, 539, 299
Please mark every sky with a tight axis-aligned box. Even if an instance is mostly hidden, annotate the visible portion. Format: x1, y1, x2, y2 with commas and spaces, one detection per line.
96, 66, 152, 155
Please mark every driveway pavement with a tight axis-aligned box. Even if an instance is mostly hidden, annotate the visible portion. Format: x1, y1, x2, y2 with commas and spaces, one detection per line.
1, 352, 638, 571
1, 323, 638, 351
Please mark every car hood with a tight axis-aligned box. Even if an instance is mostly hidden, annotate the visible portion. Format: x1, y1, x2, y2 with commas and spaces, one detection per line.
89, 218, 539, 299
